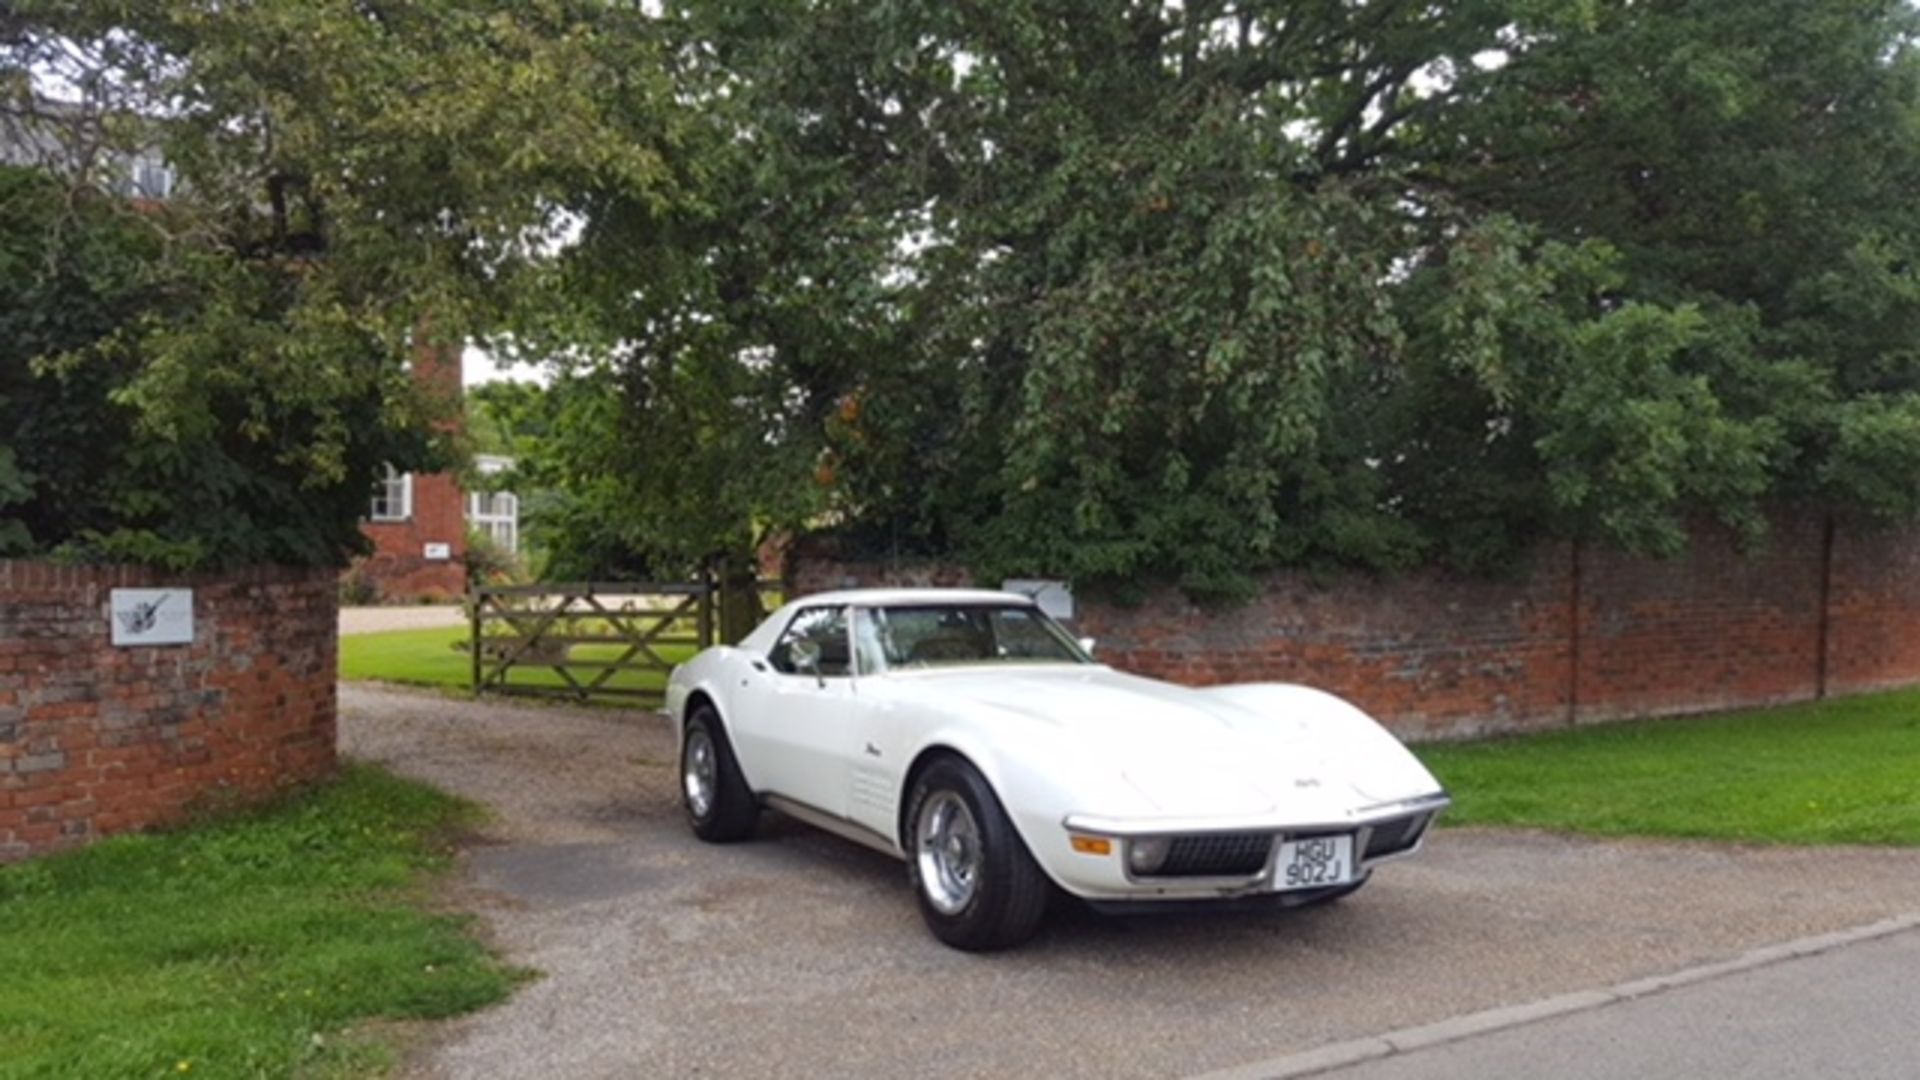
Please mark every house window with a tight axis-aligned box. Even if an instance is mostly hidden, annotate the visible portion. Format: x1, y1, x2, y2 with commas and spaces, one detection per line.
468, 489, 519, 553
370, 465, 412, 522
133, 159, 173, 199
107, 155, 175, 200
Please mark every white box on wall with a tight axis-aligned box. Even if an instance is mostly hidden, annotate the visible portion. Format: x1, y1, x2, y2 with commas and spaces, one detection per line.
110, 588, 195, 646
1002, 579, 1074, 620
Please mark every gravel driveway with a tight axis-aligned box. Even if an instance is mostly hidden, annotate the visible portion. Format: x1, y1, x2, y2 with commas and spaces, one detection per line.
339, 606, 467, 636
339, 684, 1920, 1080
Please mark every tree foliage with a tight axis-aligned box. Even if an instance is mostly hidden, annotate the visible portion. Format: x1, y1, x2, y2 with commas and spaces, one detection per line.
1, 0, 681, 568
0, 165, 421, 567
521, 0, 1920, 596
9, 2, 1920, 593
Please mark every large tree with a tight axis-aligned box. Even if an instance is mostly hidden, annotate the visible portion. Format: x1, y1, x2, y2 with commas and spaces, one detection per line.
0, 0, 684, 568
1392, 0, 1920, 561
535, 0, 1920, 597
23, 2, 1914, 593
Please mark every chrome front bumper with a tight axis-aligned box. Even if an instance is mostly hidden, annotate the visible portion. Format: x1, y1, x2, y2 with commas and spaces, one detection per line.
1061, 791, 1453, 839
1055, 791, 1452, 899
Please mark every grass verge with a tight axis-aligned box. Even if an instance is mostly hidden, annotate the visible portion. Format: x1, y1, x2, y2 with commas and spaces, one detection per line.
338, 625, 690, 699
1418, 688, 1920, 846
338, 626, 478, 690
0, 764, 521, 1079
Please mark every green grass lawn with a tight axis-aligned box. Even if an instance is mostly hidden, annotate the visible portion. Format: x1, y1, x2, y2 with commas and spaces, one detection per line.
337, 626, 476, 689
1418, 688, 1920, 846
0, 765, 520, 1079
337, 626, 692, 700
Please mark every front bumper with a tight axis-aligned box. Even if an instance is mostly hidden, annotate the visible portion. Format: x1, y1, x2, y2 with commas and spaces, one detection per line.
1046, 791, 1451, 902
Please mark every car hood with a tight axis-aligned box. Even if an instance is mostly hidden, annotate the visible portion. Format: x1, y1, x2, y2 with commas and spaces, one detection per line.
875, 666, 1438, 819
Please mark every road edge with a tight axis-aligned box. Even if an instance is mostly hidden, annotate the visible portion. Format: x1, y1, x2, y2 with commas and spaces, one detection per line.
1186, 912, 1920, 1080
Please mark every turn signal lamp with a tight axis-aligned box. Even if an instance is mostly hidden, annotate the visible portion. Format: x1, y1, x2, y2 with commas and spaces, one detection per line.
1069, 835, 1113, 856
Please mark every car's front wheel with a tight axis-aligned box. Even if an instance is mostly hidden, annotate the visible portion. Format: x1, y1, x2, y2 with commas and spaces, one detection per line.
904, 757, 1051, 951
682, 706, 757, 842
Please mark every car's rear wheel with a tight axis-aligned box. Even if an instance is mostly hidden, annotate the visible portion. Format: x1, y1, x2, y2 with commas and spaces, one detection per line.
904, 757, 1050, 951
682, 706, 757, 842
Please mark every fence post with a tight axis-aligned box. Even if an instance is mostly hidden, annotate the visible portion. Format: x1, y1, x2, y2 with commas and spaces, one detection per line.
469, 587, 483, 696
697, 569, 715, 649
1566, 538, 1582, 727
1816, 514, 1835, 699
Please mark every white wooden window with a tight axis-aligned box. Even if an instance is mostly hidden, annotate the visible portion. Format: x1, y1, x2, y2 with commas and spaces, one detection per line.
467, 489, 519, 553
133, 159, 174, 199
370, 465, 412, 522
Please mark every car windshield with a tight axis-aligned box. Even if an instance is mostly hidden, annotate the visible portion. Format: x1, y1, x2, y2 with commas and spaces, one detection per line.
855, 604, 1088, 673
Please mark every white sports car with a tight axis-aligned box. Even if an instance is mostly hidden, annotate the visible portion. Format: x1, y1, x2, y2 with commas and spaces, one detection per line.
665, 588, 1449, 951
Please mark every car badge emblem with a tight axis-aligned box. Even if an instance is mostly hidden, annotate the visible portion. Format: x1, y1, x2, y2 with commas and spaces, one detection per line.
1294, 777, 1321, 789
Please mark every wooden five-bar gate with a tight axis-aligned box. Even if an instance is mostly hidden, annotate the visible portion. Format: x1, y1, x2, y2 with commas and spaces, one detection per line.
468, 578, 778, 707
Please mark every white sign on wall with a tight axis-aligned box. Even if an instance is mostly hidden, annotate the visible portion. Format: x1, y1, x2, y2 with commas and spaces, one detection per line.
110, 588, 195, 647
1002, 579, 1074, 620
423, 542, 452, 560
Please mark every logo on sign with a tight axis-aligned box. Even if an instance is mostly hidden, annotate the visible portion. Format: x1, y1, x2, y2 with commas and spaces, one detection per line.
116, 594, 170, 636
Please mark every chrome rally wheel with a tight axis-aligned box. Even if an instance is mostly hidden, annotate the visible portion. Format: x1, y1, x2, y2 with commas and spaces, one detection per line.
681, 706, 757, 842
683, 724, 717, 819
916, 790, 984, 915
903, 757, 1051, 950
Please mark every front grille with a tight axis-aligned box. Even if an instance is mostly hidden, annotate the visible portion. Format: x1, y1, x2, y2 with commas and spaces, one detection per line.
1364, 814, 1429, 859
1129, 814, 1430, 880
1158, 832, 1273, 877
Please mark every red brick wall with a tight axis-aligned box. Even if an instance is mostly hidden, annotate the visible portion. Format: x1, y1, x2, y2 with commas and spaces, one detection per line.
1076, 554, 1576, 740
0, 561, 338, 862
788, 514, 1920, 740
1573, 517, 1827, 725
1826, 520, 1920, 695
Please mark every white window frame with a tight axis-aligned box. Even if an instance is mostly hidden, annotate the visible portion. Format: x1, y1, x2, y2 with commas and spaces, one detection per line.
467, 489, 519, 553
133, 158, 173, 199
370, 465, 413, 522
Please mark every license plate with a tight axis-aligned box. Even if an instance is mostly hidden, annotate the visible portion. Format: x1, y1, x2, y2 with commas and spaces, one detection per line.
1276, 835, 1355, 891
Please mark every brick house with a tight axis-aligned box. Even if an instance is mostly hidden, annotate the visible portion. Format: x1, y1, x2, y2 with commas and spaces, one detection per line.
0, 97, 175, 198
354, 345, 521, 601
360, 470, 470, 599
354, 344, 469, 599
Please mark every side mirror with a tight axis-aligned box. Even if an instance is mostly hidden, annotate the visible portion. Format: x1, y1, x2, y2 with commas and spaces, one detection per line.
1078, 636, 1097, 657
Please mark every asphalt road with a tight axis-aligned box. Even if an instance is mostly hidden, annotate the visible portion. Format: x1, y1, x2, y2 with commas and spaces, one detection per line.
338, 684, 1920, 1080
1306, 927, 1920, 1080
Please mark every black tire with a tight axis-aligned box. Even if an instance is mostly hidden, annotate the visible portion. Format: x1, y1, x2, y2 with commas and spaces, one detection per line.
681, 706, 758, 842
903, 757, 1051, 951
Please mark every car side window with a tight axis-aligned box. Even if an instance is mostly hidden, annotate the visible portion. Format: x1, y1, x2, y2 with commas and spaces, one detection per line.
883, 607, 993, 665
768, 606, 852, 677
